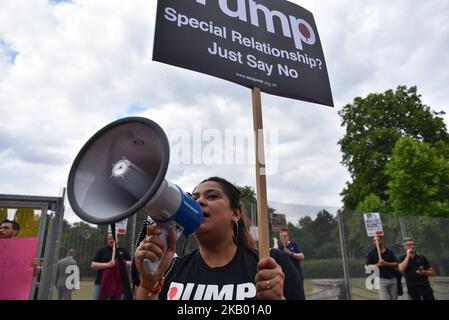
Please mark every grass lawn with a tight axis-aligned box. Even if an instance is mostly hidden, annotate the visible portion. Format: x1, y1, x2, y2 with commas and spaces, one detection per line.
349, 278, 379, 300
52, 277, 95, 300
303, 278, 378, 300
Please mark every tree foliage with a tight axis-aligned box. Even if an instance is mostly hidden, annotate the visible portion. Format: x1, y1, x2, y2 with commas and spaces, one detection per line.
355, 194, 388, 213
403, 216, 449, 275
14, 208, 40, 238
0, 207, 7, 221
236, 185, 257, 223
287, 210, 340, 259
58, 221, 109, 278
386, 136, 449, 217
338, 85, 449, 210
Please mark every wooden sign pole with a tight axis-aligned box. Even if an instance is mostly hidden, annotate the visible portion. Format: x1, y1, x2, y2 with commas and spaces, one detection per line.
252, 87, 270, 259
112, 240, 116, 261
375, 236, 382, 261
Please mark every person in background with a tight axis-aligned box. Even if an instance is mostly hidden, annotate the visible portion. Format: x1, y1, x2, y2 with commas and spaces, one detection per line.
90, 233, 131, 299
366, 236, 399, 300
55, 249, 78, 300
0, 219, 20, 238
398, 238, 435, 300
277, 227, 306, 299
1, 219, 41, 298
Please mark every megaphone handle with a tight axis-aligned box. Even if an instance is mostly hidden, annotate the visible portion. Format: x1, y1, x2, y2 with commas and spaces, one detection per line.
143, 226, 168, 274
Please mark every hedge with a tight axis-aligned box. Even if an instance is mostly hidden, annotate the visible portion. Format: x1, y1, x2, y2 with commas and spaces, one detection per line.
302, 259, 366, 279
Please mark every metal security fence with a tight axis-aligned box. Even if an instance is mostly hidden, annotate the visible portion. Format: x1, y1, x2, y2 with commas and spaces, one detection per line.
53, 199, 346, 300
248, 201, 449, 300
341, 209, 449, 300
0, 193, 65, 300
2, 191, 449, 300
55, 207, 199, 300
248, 200, 346, 299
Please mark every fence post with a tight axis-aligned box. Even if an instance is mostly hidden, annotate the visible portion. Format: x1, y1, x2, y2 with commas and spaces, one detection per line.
37, 191, 65, 300
129, 213, 137, 256
29, 203, 50, 300
337, 209, 352, 300
398, 216, 408, 240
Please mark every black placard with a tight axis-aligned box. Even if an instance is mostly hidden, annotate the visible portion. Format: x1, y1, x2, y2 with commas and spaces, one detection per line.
153, 0, 333, 107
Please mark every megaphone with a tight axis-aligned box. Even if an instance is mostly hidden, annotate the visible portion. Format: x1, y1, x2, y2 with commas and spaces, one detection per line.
67, 117, 203, 271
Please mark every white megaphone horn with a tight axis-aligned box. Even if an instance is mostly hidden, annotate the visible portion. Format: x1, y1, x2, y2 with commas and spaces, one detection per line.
67, 117, 203, 273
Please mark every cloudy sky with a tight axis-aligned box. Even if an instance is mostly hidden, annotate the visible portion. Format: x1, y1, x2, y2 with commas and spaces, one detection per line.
1, 0, 449, 222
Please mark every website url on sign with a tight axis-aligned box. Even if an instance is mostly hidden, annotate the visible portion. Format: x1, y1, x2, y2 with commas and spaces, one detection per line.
235, 73, 277, 88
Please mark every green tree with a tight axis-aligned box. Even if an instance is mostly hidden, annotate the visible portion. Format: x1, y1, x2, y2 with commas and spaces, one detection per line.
287, 221, 301, 246
338, 85, 449, 209
14, 208, 40, 237
386, 136, 449, 217
356, 194, 388, 213
236, 185, 257, 224
236, 184, 278, 246
295, 210, 339, 259
0, 207, 7, 221
238, 185, 257, 205
59, 221, 106, 278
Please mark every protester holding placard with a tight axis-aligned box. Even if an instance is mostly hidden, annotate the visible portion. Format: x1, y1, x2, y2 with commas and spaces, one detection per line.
0, 220, 40, 300
90, 233, 132, 300
366, 236, 400, 300
0, 219, 40, 277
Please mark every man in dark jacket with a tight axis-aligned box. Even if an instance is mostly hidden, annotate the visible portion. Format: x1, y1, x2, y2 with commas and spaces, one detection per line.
399, 238, 435, 300
366, 236, 399, 300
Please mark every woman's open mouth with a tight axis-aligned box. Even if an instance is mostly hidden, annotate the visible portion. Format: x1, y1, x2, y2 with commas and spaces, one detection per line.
202, 211, 210, 221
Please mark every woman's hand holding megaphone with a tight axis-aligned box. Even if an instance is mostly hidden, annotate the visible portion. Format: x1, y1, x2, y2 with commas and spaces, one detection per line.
135, 224, 177, 293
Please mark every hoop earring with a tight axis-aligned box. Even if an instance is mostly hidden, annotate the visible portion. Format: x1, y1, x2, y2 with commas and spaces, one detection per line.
233, 220, 239, 244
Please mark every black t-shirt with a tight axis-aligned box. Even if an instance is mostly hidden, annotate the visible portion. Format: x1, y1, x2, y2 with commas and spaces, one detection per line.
278, 241, 304, 279
366, 247, 398, 279
398, 254, 432, 287
92, 246, 131, 285
159, 246, 304, 300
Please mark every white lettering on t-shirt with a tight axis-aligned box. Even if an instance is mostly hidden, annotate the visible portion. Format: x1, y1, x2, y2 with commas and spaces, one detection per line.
166, 282, 257, 300
193, 284, 206, 300
181, 283, 195, 300
236, 283, 256, 300
203, 284, 234, 300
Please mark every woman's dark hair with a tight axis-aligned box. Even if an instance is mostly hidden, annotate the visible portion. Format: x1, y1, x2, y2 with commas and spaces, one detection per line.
199, 177, 256, 249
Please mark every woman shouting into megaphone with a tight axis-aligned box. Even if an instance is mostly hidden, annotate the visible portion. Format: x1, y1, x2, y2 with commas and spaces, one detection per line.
134, 177, 303, 300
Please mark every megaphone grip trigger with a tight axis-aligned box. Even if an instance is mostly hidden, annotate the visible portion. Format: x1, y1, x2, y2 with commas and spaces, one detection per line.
143, 227, 168, 274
